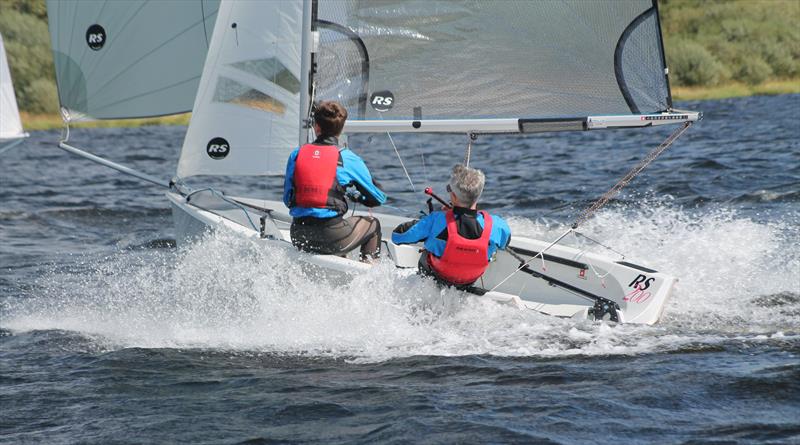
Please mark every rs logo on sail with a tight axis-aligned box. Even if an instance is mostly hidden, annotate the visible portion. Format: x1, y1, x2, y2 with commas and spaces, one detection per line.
370, 91, 395, 112
206, 137, 230, 160
86, 24, 106, 50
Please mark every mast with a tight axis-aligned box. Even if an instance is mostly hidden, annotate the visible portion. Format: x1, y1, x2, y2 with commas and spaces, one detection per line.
298, 0, 313, 146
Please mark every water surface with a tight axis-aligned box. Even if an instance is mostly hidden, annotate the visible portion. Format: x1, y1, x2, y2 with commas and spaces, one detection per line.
1, 94, 798, 444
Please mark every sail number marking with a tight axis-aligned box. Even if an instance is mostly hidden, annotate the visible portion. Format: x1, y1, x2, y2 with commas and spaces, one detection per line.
624, 273, 655, 304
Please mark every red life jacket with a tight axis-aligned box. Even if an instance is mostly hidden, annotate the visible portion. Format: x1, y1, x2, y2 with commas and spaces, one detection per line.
428, 210, 493, 285
292, 144, 347, 213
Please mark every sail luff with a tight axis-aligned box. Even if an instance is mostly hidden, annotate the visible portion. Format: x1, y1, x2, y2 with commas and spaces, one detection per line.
0, 33, 27, 141
652, 0, 674, 109
298, 0, 313, 146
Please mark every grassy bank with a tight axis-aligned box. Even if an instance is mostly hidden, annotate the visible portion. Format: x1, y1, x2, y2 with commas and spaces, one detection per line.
20, 112, 191, 131
672, 79, 800, 101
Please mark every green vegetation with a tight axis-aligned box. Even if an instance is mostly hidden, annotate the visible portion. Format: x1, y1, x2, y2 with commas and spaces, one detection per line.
1, 0, 56, 114
19, 112, 191, 131
0, 0, 798, 130
660, 0, 800, 87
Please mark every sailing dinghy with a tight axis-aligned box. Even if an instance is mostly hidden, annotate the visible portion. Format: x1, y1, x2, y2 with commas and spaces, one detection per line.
48, 0, 700, 325
0, 33, 29, 155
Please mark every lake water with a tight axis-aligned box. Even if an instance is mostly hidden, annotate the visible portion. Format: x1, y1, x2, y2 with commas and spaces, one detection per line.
1, 94, 798, 444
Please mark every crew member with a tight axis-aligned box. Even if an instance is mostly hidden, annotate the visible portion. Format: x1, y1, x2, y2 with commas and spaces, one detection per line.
283, 100, 386, 261
392, 164, 511, 287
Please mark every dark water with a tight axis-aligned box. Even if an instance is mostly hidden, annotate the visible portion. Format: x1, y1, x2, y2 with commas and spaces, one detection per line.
2, 95, 799, 444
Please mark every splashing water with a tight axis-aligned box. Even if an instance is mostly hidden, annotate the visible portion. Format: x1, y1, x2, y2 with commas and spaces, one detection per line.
3, 203, 798, 362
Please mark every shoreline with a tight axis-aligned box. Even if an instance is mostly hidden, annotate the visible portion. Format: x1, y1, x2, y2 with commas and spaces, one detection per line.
19, 79, 799, 131
670, 79, 799, 101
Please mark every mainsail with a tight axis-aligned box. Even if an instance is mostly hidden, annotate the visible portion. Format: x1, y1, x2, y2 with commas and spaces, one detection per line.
0, 33, 27, 143
47, 0, 220, 120
175, 0, 303, 178
315, 0, 697, 133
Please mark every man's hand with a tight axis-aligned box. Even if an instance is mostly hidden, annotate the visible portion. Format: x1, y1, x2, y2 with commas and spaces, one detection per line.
393, 220, 418, 234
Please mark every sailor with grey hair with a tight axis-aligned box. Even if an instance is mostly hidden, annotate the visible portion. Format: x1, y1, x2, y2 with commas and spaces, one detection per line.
448, 164, 485, 206
392, 164, 511, 288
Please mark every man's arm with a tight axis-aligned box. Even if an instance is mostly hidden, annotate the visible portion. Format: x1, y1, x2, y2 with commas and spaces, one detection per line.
490, 215, 512, 250
392, 214, 435, 245
339, 150, 386, 207
282, 148, 299, 207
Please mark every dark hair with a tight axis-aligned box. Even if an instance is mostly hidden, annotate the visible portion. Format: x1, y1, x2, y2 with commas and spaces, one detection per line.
314, 100, 348, 137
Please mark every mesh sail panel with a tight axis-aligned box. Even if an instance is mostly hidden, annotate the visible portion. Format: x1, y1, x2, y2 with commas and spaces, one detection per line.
617, 8, 670, 113
47, 0, 219, 120
316, 0, 670, 121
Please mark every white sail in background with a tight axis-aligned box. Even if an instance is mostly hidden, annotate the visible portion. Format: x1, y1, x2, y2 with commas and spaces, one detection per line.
0, 33, 26, 142
47, 0, 219, 120
176, 0, 302, 178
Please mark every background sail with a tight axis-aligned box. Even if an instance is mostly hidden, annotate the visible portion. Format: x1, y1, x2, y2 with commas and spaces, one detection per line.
316, 0, 671, 121
0, 33, 25, 140
47, 0, 219, 120
176, 0, 302, 178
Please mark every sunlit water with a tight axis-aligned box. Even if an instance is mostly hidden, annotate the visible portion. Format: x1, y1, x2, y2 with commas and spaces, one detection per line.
1, 95, 798, 444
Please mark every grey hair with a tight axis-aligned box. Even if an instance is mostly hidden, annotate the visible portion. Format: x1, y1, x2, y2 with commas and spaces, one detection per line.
448, 164, 485, 206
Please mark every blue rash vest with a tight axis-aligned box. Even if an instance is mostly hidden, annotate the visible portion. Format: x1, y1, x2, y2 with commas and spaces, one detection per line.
392, 209, 512, 260
283, 139, 387, 218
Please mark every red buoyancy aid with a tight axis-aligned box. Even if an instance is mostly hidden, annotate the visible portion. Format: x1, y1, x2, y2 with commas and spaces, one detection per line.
428, 210, 493, 285
292, 144, 346, 212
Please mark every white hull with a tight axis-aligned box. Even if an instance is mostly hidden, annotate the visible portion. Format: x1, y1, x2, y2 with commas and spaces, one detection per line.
167, 190, 675, 325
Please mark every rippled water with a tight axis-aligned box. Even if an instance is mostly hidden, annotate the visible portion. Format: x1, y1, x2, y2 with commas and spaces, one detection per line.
1, 95, 799, 444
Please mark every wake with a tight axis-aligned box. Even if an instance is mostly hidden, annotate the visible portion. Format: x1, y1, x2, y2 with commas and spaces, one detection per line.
3, 203, 798, 361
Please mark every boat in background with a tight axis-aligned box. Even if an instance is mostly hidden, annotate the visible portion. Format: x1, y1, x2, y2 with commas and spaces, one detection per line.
0, 33, 29, 155
47, 0, 700, 325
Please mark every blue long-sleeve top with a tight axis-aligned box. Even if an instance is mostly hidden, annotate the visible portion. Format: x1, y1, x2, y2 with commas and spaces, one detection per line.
392, 209, 512, 260
283, 139, 387, 218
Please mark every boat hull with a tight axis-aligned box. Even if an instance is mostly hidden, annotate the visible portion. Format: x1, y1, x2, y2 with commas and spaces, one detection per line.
167, 191, 674, 325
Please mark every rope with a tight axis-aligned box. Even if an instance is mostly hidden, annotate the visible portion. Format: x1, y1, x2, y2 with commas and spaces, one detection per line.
488, 121, 693, 293
571, 121, 693, 229
573, 231, 627, 259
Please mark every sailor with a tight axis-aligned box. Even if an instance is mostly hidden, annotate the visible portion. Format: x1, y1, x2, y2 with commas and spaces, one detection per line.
392, 164, 511, 288
283, 100, 387, 261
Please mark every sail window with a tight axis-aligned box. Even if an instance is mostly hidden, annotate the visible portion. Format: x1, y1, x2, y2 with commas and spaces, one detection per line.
213, 76, 286, 114
230, 58, 300, 94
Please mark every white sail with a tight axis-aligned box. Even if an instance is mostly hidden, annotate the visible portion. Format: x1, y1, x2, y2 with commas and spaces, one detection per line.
176, 0, 302, 178
47, 0, 219, 120
0, 33, 26, 141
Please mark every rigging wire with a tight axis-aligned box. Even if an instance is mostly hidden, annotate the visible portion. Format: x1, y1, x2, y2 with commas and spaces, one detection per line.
464, 132, 476, 166
571, 121, 693, 229
488, 121, 694, 293
378, 114, 416, 192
